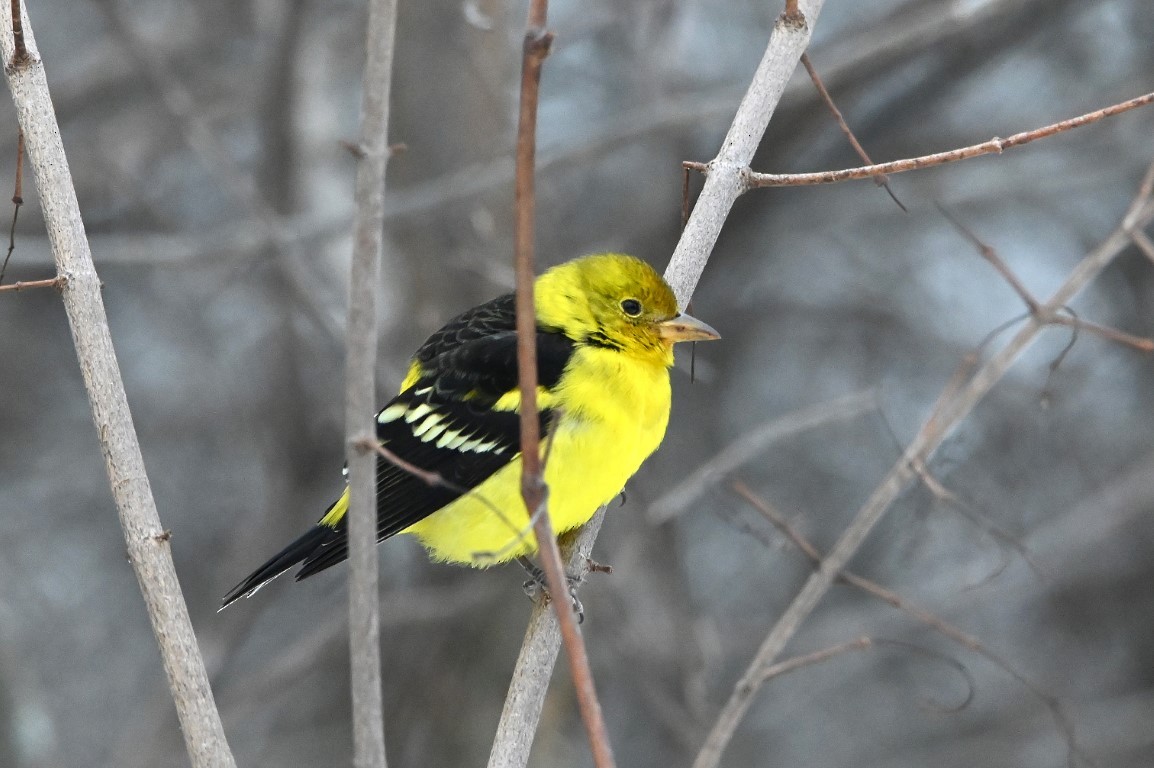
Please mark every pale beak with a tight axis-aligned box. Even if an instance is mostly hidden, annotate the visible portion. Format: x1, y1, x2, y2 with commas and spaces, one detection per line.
657, 312, 721, 342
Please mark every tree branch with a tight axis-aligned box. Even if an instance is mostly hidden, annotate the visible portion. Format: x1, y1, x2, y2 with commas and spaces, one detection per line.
665, 0, 825, 305
488, 513, 606, 768
0, 4, 235, 766
648, 390, 878, 523
690, 159, 1154, 768
723, 91, 1154, 189
345, 0, 398, 765
492, 2, 828, 765
508, 0, 616, 765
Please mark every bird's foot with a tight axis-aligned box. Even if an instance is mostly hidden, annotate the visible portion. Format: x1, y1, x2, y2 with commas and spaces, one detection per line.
517, 555, 586, 623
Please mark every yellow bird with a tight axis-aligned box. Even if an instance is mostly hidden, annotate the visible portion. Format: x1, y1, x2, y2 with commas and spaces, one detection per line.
222, 253, 718, 607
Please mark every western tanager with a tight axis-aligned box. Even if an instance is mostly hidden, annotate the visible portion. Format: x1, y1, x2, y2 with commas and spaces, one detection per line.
221, 253, 718, 607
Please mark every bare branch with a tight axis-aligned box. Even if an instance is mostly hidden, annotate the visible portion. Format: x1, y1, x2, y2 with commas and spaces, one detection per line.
936, 202, 1041, 312
362, 439, 445, 487
735, 91, 1154, 189
0, 274, 61, 293
939, 203, 1154, 355
345, 0, 398, 765
730, 480, 1090, 764
800, 52, 905, 211
648, 391, 878, 523
691, 161, 1154, 768
508, 0, 616, 764
488, 512, 607, 768
0, 5, 235, 766
756, 636, 873, 684
665, 0, 826, 305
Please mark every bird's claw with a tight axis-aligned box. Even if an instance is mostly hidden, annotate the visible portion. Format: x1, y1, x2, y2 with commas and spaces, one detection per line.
519, 557, 586, 623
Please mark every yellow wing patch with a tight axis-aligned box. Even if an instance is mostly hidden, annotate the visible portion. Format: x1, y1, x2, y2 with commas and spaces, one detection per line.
319, 486, 350, 528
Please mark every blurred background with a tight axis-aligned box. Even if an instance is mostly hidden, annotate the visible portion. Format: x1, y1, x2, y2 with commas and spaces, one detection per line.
2, 0, 1153, 766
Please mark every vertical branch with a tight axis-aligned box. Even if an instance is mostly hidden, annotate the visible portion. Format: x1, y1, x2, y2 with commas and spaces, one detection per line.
345, 0, 398, 766
510, 1, 617, 767
0, 126, 22, 284
0, 4, 235, 767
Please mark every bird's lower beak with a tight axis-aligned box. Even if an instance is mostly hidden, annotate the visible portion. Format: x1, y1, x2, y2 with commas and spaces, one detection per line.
657, 312, 721, 342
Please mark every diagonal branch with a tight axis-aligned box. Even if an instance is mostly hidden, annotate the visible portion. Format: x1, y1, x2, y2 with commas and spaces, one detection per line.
730, 480, 1090, 765
691, 159, 1154, 768
648, 390, 878, 523
0, 4, 235, 766
665, 0, 827, 305
800, 52, 906, 211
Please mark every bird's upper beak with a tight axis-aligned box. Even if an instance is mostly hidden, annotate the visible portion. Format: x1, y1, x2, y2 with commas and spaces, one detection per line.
657, 312, 721, 343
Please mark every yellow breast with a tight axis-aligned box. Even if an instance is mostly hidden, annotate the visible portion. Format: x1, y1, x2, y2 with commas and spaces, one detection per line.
403, 346, 672, 565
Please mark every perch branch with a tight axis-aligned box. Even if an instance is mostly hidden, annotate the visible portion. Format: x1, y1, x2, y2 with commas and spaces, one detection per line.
493, 2, 829, 766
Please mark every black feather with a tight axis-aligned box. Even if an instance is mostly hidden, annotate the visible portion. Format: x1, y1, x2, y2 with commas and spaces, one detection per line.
220, 524, 340, 608
222, 291, 577, 605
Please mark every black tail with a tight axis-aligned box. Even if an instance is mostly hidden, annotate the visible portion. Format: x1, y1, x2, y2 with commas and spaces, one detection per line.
220, 525, 342, 609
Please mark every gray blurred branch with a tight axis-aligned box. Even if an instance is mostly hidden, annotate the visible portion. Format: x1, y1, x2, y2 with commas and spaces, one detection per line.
649, 390, 878, 523
0, 5, 235, 767
346, 0, 398, 765
690, 160, 1154, 768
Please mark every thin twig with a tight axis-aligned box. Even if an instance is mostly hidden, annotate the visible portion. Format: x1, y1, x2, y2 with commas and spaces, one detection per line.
908, 458, 1049, 581
648, 390, 878, 523
691, 163, 1154, 768
937, 202, 1041, 312
940, 202, 1154, 354
756, 636, 873, 683
508, 1, 616, 766
363, 439, 444, 487
7, 0, 28, 68
730, 480, 1091, 765
345, 0, 398, 765
731, 91, 1154, 189
0, 275, 62, 292
0, 6, 235, 767
0, 125, 23, 284
799, 52, 905, 211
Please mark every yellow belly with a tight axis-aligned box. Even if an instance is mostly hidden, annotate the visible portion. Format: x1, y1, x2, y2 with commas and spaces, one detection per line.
403, 347, 672, 565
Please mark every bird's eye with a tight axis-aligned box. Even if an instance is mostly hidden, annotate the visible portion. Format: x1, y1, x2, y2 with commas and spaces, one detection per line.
621, 299, 642, 316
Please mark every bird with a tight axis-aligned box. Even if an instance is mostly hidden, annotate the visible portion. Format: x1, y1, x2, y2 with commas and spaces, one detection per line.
221, 253, 719, 608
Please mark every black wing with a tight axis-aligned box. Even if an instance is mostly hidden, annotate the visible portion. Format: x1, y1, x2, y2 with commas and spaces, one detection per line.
222, 294, 577, 605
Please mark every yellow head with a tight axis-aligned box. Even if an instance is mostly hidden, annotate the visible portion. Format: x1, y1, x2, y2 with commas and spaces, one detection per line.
534, 253, 719, 365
